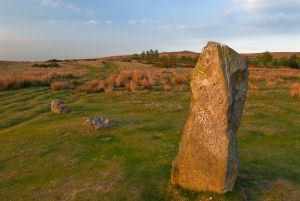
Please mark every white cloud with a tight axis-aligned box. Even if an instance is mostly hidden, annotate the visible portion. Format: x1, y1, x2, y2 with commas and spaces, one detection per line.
105, 20, 113, 24
128, 19, 163, 24
227, 0, 300, 31
128, 20, 138, 24
87, 9, 96, 16
260, 13, 298, 21
235, 0, 300, 12
46, 19, 56, 24
39, 0, 62, 8
158, 24, 205, 31
88, 19, 98, 25
67, 4, 81, 13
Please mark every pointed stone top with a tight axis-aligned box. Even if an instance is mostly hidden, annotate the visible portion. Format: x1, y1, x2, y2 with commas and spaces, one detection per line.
207, 41, 221, 46
206, 41, 227, 49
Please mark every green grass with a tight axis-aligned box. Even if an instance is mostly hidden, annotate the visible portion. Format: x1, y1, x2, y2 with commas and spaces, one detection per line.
0, 69, 300, 200
78, 61, 120, 81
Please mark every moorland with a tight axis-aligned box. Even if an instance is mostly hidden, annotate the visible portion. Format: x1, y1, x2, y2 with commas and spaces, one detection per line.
0, 51, 300, 200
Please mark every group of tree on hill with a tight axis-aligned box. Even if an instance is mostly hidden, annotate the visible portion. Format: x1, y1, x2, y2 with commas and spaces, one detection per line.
130, 49, 199, 68
248, 52, 300, 69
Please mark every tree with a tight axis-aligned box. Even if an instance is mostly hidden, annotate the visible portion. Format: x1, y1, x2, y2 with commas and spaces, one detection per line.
258, 52, 273, 66
289, 54, 298, 69
297, 58, 300, 68
132, 54, 140, 60
154, 49, 159, 58
149, 49, 154, 56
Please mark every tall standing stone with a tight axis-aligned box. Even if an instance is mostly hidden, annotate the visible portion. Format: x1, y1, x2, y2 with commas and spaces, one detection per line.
171, 42, 248, 193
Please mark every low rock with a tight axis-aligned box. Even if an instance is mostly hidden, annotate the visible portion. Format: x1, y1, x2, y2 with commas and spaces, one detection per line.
84, 116, 111, 130
51, 99, 69, 114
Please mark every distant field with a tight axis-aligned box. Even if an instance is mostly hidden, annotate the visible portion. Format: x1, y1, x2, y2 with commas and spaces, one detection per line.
0, 59, 300, 200
242, 52, 300, 59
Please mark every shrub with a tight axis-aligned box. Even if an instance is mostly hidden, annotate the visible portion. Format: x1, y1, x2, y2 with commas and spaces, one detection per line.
290, 83, 300, 98
32, 63, 60, 68
47, 59, 62, 62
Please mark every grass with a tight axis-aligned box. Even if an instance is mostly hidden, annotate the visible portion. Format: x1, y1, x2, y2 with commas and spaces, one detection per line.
0, 71, 75, 90
80, 70, 190, 93
290, 83, 300, 98
0, 62, 300, 200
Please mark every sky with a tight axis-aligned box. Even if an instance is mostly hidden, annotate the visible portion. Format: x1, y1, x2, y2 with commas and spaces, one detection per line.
0, 0, 300, 61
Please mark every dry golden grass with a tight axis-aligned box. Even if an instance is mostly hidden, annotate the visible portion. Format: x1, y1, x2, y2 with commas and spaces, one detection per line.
104, 76, 115, 92
83, 80, 105, 93
114, 75, 125, 88
0, 70, 75, 90
248, 83, 260, 95
140, 78, 153, 91
162, 84, 172, 92
51, 82, 73, 91
290, 83, 300, 98
250, 67, 300, 83
79, 70, 191, 93
125, 80, 137, 92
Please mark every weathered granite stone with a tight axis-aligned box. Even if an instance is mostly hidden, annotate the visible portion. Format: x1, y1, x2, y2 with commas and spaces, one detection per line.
84, 116, 111, 131
171, 42, 249, 193
51, 99, 69, 114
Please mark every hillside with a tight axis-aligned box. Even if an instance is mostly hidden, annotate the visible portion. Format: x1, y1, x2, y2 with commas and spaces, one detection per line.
1, 51, 300, 64
241, 52, 300, 59
159, 50, 199, 58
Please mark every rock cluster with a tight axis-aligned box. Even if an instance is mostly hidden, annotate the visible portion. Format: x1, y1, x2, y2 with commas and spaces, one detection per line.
84, 116, 112, 130
171, 42, 249, 193
51, 99, 69, 114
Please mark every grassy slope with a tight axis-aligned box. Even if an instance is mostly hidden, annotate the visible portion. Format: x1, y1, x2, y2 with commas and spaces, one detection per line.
0, 63, 300, 200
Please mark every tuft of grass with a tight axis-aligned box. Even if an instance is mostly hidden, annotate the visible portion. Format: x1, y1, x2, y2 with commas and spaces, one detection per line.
83, 80, 105, 93
125, 80, 137, 92
140, 78, 153, 91
172, 75, 187, 91
290, 83, 300, 98
0, 71, 75, 90
162, 84, 172, 92
51, 82, 73, 91
79, 70, 190, 93
114, 74, 125, 88
104, 76, 115, 92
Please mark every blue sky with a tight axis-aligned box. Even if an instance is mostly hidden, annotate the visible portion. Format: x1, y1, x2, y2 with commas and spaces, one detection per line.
1, 0, 300, 61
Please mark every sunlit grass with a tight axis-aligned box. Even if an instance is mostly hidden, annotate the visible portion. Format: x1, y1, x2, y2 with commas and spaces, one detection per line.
0, 64, 300, 200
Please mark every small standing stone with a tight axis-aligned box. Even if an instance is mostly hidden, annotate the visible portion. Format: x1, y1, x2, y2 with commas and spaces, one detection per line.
171, 42, 249, 193
84, 116, 111, 131
51, 99, 69, 114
